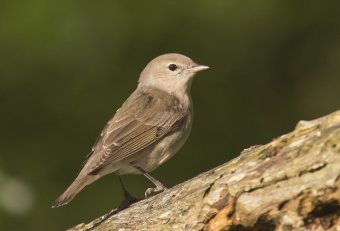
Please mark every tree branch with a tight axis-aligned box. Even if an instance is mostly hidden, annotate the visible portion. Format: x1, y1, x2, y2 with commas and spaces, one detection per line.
69, 110, 340, 231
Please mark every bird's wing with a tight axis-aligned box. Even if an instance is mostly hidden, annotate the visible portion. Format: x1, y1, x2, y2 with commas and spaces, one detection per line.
82, 87, 187, 175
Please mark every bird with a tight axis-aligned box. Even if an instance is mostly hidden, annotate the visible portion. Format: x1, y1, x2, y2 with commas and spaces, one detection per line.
52, 53, 209, 208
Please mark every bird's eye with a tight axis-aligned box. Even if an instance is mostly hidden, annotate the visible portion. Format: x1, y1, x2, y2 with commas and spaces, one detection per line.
168, 64, 177, 71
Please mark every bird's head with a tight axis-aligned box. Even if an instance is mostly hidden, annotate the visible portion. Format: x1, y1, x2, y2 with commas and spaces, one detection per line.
138, 53, 209, 94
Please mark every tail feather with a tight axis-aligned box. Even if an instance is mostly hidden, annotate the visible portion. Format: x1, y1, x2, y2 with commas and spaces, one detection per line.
52, 176, 93, 208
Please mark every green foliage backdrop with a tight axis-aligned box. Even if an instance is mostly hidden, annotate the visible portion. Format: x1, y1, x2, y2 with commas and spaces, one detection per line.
0, 1, 339, 230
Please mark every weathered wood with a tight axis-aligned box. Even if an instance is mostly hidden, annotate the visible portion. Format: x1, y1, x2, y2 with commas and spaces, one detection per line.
69, 110, 340, 231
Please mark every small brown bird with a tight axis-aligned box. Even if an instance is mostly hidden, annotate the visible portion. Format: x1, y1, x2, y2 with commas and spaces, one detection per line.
52, 53, 209, 208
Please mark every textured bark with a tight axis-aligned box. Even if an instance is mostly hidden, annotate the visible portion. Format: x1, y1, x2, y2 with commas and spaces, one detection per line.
69, 110, 340, 231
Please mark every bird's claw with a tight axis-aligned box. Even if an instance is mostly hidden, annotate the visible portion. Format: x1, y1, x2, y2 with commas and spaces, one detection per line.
144, 186, 168, 198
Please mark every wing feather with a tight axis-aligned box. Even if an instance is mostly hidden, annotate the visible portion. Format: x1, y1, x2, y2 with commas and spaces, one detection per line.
82, 87, 186, 175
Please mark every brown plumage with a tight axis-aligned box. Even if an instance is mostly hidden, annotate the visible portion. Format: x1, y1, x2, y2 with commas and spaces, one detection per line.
52, 53, 209, 208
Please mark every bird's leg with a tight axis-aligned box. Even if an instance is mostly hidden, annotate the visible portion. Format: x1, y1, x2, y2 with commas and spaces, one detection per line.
91, 176, 140, 229
117, 175, 140, 208
133, 166, 168, 198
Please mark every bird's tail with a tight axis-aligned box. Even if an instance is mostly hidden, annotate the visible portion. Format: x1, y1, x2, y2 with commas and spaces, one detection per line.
52, 175, 94, 208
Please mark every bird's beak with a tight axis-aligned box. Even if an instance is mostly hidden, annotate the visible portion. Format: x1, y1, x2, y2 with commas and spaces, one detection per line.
190, 64, 210, 73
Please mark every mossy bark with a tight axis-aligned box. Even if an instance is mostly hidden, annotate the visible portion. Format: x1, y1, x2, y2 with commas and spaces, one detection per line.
69, 110, 340, 231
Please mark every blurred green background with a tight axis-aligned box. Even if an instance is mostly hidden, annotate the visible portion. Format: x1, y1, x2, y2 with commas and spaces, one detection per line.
1, 0, 339, 230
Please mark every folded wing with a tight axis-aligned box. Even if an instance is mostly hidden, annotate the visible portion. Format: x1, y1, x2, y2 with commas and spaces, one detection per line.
80, 87, 186, 175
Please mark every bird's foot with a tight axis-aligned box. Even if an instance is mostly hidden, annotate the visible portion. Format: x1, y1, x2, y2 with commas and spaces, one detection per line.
144, 186, 168, 198
119, 192, 141, 209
